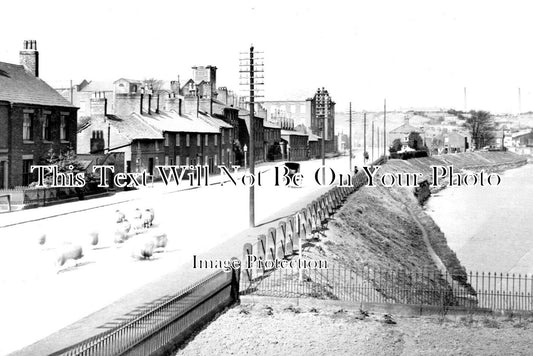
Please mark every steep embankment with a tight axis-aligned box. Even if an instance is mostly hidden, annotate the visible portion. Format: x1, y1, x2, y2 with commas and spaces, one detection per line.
303, 151, 527, 303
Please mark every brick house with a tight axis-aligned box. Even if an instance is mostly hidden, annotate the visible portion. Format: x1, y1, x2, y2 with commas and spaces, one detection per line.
388, 116, 423, 148
263, 88, 336, 155
0, 40, 78, 188
135, 109, 231, 175
263, 121, 282, 161
281, 130, 309, 161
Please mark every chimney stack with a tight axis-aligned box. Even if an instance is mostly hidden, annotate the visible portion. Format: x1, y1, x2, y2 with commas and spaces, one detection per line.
20, 40, 39, 77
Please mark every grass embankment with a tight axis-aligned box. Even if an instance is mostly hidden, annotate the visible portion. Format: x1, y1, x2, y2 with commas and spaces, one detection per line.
299, 152, 527, 304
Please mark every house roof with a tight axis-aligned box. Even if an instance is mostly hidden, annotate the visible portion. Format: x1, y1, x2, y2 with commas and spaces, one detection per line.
113, 78, 142, 84
197, 111, 233, 129
134, 110, 219, 134
512, 130, 533, 139
389, 122, 421, 134
79, 81, 114, 92
107, 114, 163, 140
281, 129, 309, 137
263, 121, 281, 129
307, 132, 321, 141
78, 114, 163, 145
0, 61, 75, 108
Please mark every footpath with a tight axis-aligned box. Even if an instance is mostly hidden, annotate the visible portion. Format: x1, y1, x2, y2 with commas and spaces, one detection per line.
0, 161, 279, 229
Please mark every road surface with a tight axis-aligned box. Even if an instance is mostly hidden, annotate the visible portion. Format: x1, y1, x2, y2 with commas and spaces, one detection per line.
0, 155, 362, 355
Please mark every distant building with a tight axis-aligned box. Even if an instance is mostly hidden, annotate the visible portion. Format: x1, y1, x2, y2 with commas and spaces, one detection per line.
0, 40, 78, 188
445, 131, 470, 153
263, 120, 282, 161
511, 130, 533, 147
77, 91, 234, 176
262, 100, 311, 128
263, 87, 336, 155
388, 116, 423, 147
281, 130, 309, 161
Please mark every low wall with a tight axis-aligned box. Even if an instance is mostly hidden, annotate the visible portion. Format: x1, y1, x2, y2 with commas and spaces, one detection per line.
0, 184, 109, 211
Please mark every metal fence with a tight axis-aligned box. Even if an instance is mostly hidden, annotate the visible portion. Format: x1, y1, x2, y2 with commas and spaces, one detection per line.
50, 268, 240, 356
240, 265, 533, 312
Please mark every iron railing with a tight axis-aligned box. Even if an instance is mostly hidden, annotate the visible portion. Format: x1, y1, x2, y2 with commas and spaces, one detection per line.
49, 268, 240, 356
240, 265, 533, 312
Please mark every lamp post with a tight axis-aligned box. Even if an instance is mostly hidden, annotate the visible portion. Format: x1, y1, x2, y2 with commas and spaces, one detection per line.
243, 144, 248, 171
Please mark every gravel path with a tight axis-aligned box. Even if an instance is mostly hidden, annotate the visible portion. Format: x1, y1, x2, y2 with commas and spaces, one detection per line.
175, 301, 533, 356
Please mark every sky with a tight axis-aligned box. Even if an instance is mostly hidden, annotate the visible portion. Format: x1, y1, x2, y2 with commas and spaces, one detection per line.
1, 0, 533, 113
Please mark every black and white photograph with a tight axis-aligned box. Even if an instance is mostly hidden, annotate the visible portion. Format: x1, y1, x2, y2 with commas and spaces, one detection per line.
1, 1, 533, 355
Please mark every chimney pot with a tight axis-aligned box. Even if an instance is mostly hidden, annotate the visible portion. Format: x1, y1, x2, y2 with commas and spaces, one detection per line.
20, 39, 39, 77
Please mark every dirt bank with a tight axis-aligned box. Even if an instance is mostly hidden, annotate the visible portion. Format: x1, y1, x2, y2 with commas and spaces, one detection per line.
294, 152, 527, 303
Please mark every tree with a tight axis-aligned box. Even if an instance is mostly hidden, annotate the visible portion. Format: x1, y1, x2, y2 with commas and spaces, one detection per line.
389, 138, 403, 153
464, 110, 495, 149
35, 148, 97, 187
143, 78, 163, 93
408, 132, 427, 151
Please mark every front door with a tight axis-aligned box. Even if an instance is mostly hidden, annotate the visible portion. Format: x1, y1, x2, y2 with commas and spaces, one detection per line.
148, 158, 154, 176
0, 160, 6, 189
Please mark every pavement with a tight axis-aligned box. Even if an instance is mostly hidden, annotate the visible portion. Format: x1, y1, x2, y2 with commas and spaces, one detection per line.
0, 160, 279, 229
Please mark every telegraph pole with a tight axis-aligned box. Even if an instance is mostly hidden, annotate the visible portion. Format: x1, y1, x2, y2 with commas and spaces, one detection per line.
363, 112, 367, 164
371, 120, 374, 162
376, 126, 379, 157
518, 87, 522, 115
316, 88, 329, 183
240, 45, 264, 228
383, 99, 387, 160
349, 102, 352, 172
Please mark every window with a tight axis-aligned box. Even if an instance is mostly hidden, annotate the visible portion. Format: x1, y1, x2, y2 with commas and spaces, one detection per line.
176, 133, 180, 146
205, 156, 209, 167
23, 112, 34, 141
176, 155, 180, 165
300, 104, 306, 113
60, 113, 69, 141
22, 159, 33, 186
185, 157, 190, 166
221, 130, 225, 144
164, 156, 169, 165
205, 134, 208, 146
186, 134, 190, 147
291, 105, 296, 113
214, 154, 218, 166
214, 135, 218, 146
164, 133, 169, 146
42, 112, 51, 141
155, 141, 159, 151
137, 141, 141, 150
197, 134, 201, 146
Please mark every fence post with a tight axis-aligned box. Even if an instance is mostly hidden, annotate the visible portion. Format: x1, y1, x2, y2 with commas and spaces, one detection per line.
231, 258, 241, 303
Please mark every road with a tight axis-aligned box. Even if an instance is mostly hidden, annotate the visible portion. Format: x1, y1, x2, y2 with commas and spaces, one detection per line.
0, 154, 362, 355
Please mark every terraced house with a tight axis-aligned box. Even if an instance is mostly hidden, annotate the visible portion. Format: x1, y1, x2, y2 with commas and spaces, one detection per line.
0, 40, 77, 188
